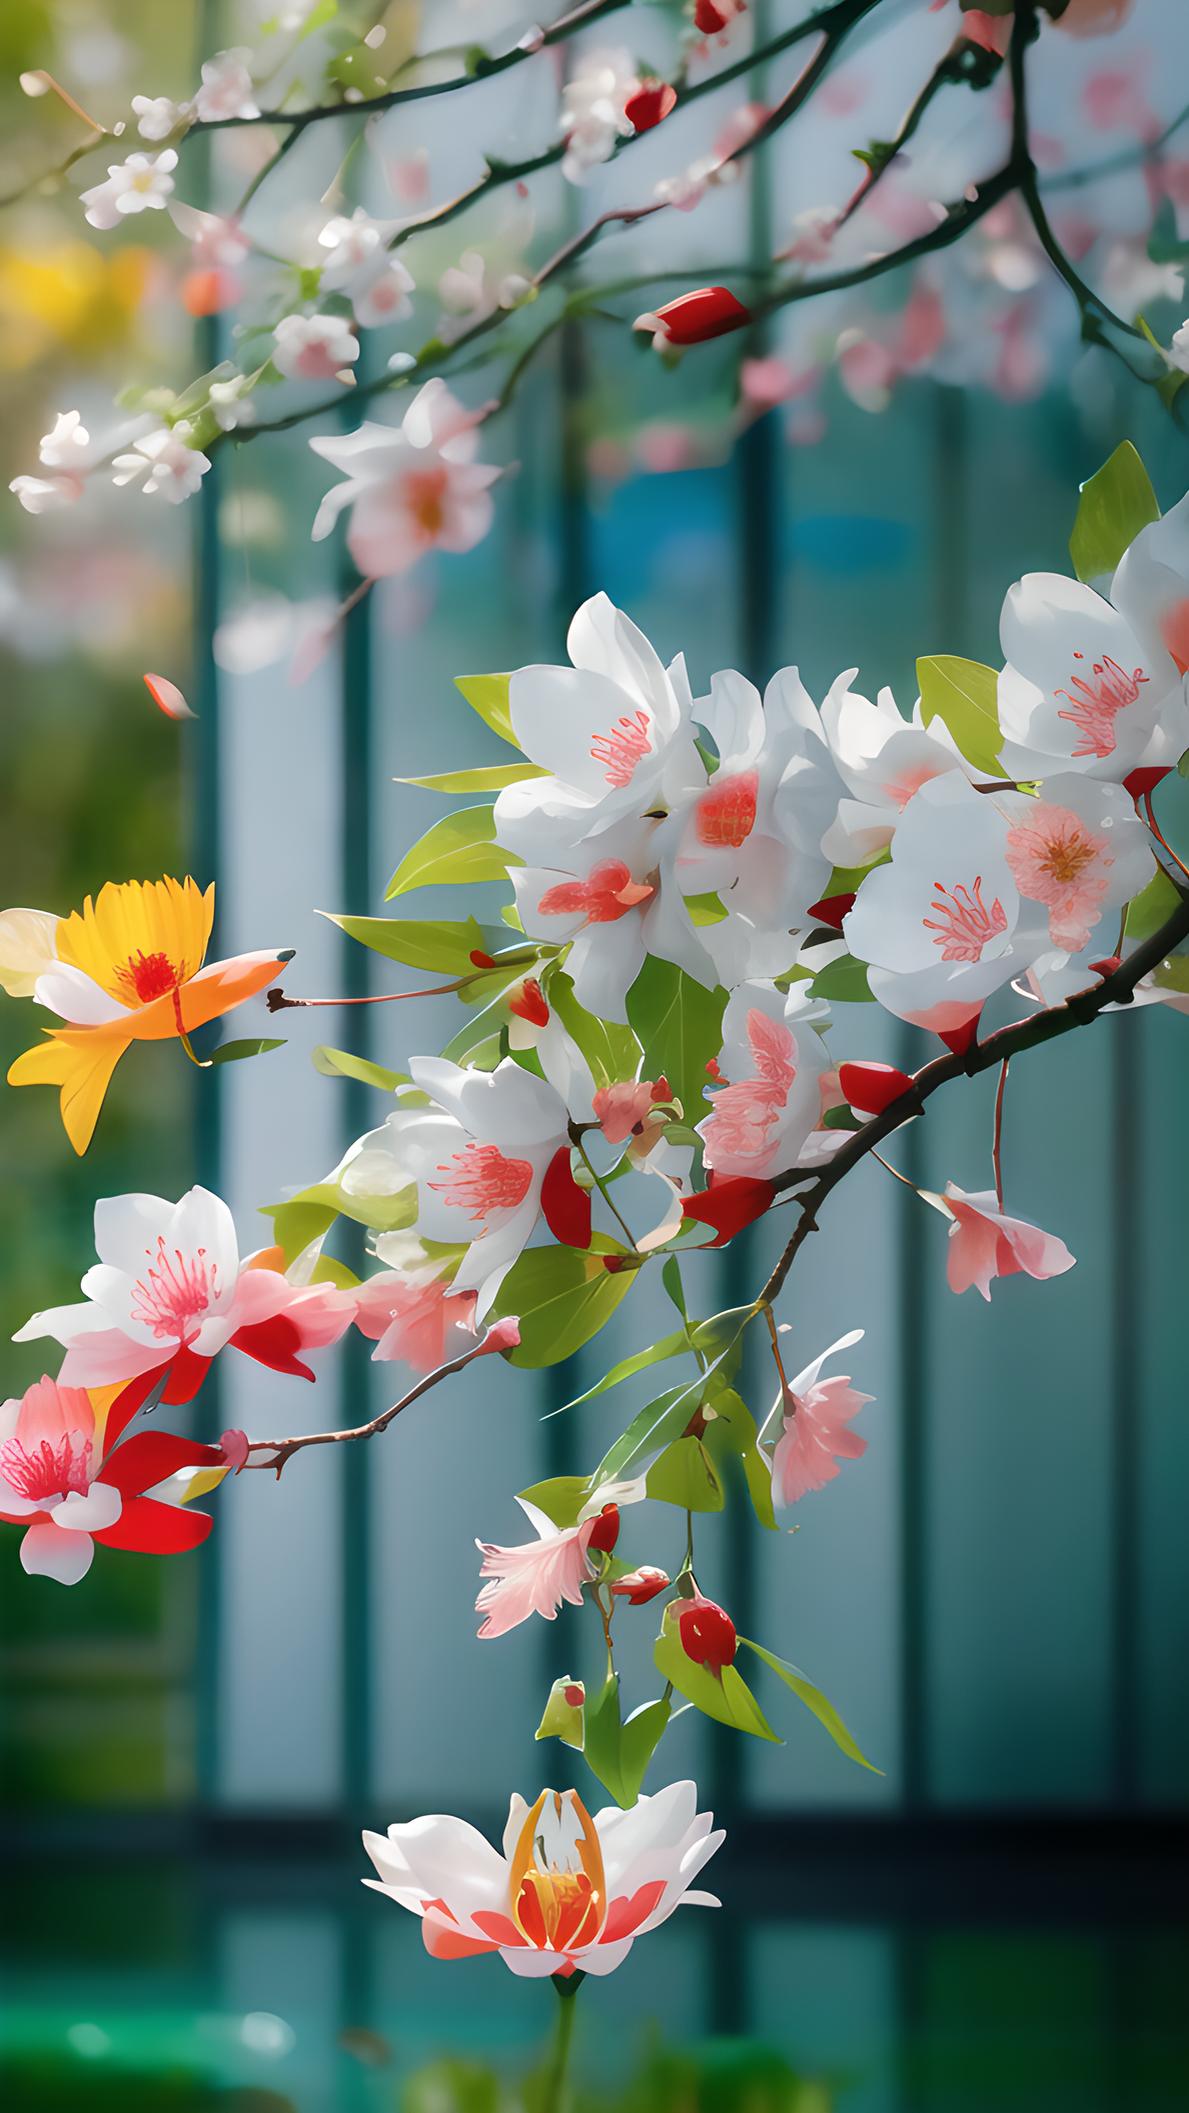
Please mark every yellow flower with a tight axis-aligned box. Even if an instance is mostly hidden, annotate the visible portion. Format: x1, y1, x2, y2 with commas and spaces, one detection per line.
7, 877, 291, 1154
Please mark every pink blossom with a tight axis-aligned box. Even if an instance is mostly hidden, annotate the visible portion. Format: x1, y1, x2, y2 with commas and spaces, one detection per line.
767, 1329, 871, 1509
353, 1262, 480, 1371
309, 381, 499, 578
942, 1183, 1075, 1300
1004, 799, 1114, 952
475, 1488, 636, 1639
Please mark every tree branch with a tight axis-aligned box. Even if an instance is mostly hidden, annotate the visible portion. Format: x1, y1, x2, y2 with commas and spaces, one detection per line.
758, 885, 1189, 1309
242, 1332, 507, 1475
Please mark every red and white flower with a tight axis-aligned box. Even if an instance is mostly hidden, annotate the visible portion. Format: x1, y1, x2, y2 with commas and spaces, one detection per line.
14, 1186, 354, 1405
494, 593, 699, 848
347, 1057, 587, 1318
762, 1329, 871, 1508
309, 380, 499, 576
475, 1484, 637, 1638
363, 1779, 723, 1977
820, 677, 973, 867
0, 1375, 224, 1584
938, 1183, 1075, 1300
699, 982, 832, 1179
997, 572, 1189, 784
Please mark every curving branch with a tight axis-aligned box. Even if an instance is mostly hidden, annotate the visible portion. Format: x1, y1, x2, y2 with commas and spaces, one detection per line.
242, 1330, 513, 1475
757, 882, 1189, 1310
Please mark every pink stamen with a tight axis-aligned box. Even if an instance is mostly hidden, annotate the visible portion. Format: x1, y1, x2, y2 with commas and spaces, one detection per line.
1, 1432, 93, 1503
1055, 651, 1147, 760
923, 876, 1008, 962
428, 1143, 534, 1222
130, 1238, 219, 1341
589, 709, 653, 788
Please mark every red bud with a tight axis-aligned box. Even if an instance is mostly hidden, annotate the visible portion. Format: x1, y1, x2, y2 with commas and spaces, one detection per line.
647, 286, 751, 347
807, 892, 856, 931
681, 1174, 775, 1246
563, 1682, 585, 1709
1089, 955, 1122, 978
586, 1503, 620, 1555
838, 1060, 914, 1116
611, 1565, 670, 1606
706, 1056, 723, 1081
625, 78, 677, 133
469, 949, 496, 969
678, 1595, 737, 1671
651, 1075, 672, 1102
694, 0, 733, 29
938, 1012, 981, 1057
508, 975, 549, 1027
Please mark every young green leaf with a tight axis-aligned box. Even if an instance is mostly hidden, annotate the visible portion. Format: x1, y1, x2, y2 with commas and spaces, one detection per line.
545, 970, 640, 1090
209, 1037, 286, 1064
581, 1675, 672, 1807
397, 762, 546, 794
558, 1331, 691, 1412
701, 1387, 777, 1531
312, 1046, 406, 1092
322, 913, 504, 975
515, 1475, 595, 1529
917, 655, 1005, 779
1124, 865, 1181, 940
738, 1637, 882, 1771
454, 672, 516, 745
385, 807, 520, 901
809, 953, 873, 1003
1068, 441, 1160, 586
646, 1436, 725, 1513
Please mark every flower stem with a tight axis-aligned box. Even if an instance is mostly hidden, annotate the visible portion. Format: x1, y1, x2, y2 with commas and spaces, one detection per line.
544, 1972, 583, 2113
992, 1057, 1010, 1211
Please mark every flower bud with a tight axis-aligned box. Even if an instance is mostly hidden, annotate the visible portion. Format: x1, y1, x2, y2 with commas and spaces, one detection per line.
678, 1595, 737, 1670
469, 948, 496, 969
807, 891, 856, 930
625, 79, 677, 133
636, 286, 751, 349
508, 975, 549, 1027
837, 1060, 914, 1116
535, 1675, 585, 1749
611, 1565, 670, 1605
586, 1503, 620, 1555
681, 1174, 775, 1246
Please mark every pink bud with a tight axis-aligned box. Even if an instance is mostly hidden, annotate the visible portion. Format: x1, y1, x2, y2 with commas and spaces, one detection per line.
218, 1428, 250, 1473
478, 1318, 521, 1355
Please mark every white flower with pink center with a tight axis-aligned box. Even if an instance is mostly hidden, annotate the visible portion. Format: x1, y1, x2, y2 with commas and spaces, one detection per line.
1005, 801, 1111, 953
352, 1234, 483, 1372
363, 1779, 723, 1978
761, 1329, 872, 1508
272, 312, 360, 382
819, 677, 974, 868
494, 594, 700, 854
317, 209, 415, 330
309, 380, 499, 577
0, 1378, 121, 1583
843, 773, 1044, 1040
1111, 488, 1189, 681
997, 572, 1188, 783
475, 1481, 640, 1638
15, 1185, 354, 1395
342, 1058, 580, 1319
511, 816, 716, 1023
192, 48, 259, 123
698, 981, 832, 1180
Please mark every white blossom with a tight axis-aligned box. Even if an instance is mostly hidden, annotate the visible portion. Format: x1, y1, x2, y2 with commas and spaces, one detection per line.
80, 149, 177, 229
272, 311, 361, 381
193, 48, 259, 123
560, 48, 638, 182
111, 424, 211, 503
131, 93, 186, 140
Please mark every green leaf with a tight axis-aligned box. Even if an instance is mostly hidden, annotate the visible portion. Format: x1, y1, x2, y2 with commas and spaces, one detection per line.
262, 1167, 417, 1254
262, 1199, 338, 1267
1151, 953, 1189, 992
455, 672, 516, 746
581, 1676, 671, 1807
516, 1475, 594, 1529
626, 960, 726, 1123
654, 1608, 779, 1741
701, 1387, 776, 1531
739, 1638, 882, 1772
546, 970, 640, 1090
917, 655, 1005, 779
661, 1256, 687, 1318
593, 1320, 748, 1483
536, 1675, 585, 1751
496, 1247, 638, 1368
397, 762, 546, 794
685, 890, 728, 926
323, 913, 503, 976
385, 806, 519, 900
1125, 865, 1181, 940
312, 1046, 405, 1092
208, 1037, 286, 1064
809, 953, 873, 1003
646, 1436, 724, 1512
559, 1331, 691, 1412
1068, 441, 1160, 585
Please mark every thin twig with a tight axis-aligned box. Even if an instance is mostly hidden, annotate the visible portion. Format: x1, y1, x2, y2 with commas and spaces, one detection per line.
243, 1332, 505, 1473
992, 1057, 1009, 1211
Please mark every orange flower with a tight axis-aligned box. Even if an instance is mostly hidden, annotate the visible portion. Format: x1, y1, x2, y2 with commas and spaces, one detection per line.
7, 877, 291, 1154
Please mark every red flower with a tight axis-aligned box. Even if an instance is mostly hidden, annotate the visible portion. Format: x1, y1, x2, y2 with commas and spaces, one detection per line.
678, 1595, 737, 1671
